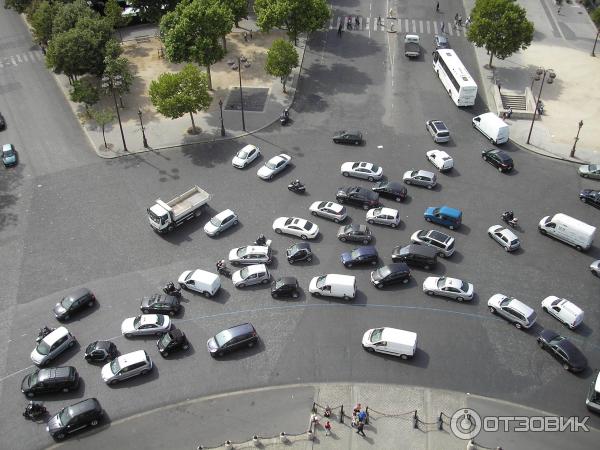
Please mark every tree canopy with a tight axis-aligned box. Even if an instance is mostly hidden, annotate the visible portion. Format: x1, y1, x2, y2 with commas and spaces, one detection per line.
218, 0, 247, 26
29, 0, 58, 46
52, 0, 97, 36
265, 38, 298, 92
128, 0, 179, 24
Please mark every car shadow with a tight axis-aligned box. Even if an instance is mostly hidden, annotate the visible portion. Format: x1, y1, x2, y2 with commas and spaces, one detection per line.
453, 224, 471, 236
443, 251, 463, 264
444, 168, 461, 178
211, 287, 232, 304
573, 322, 593, 338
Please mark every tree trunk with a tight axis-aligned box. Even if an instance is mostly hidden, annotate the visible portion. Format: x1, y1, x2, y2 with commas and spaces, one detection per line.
206, 65, 212, 90
282, 76, 287, 93
189, 111, 196, 133
101, 125, 107, 148
222, 35, 227, 51
488, 50, 494, 68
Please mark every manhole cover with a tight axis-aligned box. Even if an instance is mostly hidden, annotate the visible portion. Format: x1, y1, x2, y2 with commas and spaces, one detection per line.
225, 87, 269, 112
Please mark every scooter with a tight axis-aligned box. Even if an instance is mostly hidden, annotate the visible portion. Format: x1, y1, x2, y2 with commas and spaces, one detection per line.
279, 109, 290, 126
501, 212, 518, 229
36, 326, 55, 344
23, 402, 47, 421
288, 180, 306, 194
216, 261, 232, 278
163, 282, 182, 298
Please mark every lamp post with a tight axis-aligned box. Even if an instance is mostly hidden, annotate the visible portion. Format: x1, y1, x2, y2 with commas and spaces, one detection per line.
592, 29, 600, 57
101, 74, 128, 152
570, 120, 583, 158
526, 68, 556, 145
237, 57, 246, 132
137, 109, 148, 148
218, 99, 225, 137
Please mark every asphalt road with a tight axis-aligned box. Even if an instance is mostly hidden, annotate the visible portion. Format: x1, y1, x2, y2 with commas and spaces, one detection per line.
0, 1, 599, 448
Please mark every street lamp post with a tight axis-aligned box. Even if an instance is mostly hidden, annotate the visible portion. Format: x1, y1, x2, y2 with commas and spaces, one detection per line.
101, 74, 128, 152
237, 57, 246, 132
137, 109, 148, 148
592, 29, 600, 57
526, 68, 556, 145
570, 120, 583, 158
218, 99, 225, 137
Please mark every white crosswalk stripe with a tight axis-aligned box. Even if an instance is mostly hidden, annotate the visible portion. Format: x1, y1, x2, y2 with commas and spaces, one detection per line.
0, 51, 44, 69
327, 16, 467, 38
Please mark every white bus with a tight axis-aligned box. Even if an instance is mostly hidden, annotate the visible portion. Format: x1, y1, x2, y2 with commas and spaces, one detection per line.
432, 49, 477, 106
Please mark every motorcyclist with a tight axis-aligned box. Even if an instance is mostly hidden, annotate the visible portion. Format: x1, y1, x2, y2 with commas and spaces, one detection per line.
216, 260, 226, 271
255, 234, 266, 246
24, 401, 45, 418
291, 179, 303, 188
502, 210, 514, 221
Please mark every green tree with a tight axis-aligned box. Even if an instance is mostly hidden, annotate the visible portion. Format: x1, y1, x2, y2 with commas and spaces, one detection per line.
52, 0, 97, 36
70, 78, 100, 116
102, 54, 134, 107
149, 64, 212, 133
46, 28, 92, 82
104, 0, 130, 29
104, 39, 124, 62
160, 0, 233, 89
265, 38, 298, 93
591, 8, 600, 27
90, 108, 116, 149
29, 1, 58, 46
218, 0, 247, 27
467, 0, 534, 67
4, 0, 34, 13
128, 0, 179, 24
254, 0, 330, 45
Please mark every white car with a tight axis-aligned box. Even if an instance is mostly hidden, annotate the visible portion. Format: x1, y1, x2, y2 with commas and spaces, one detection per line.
257, 153, 292, 180
273, 217, 319, 239
422, 276, 474, 302
541, 296, 584, 329
101, 350, 153, 385
340, 161, 383, 181
232, 144, 260, 168
487, 225, 520, 252
590, 260, 600, 276
309, 201, 347, 223
232, 264, 270, 288
228, 245, 272, 265
366, 207, 400, 228
204, 209, 238, 236
30, 327, 76, 366
487, 294, 537, 329
121, 314, 171, 338
426, 149, 453, 171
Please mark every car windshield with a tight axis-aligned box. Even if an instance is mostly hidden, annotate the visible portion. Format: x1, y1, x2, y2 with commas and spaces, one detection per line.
371, 165, 380, 172
210, 217, 222, 226
240, 267, 249, 278
377, 266, 391, 277
372, 208, 382, 215
214, 329, 233, 347
110, 358, 121, 375
410, 170, 418, 177
58, 407, 74, 426
4, 149, 14, 157
266, 159, 280, 169
510, 239, 519, 245
36, 341, 51, 356
499, 297, 511, 307
460, 281, 469, 291
236, 247, 249, 257
28, 372, 39, 386
60, 296, 75, 308
370, 328, 383, 342
275, 279, 286, 289
159, 333, 172, 347
304, 221, 315, 230
155, 315, 165, 326
133, 316, 142, 328
238, 149, 249, 158
315, 276, 326, 288
350, 249, 361, 259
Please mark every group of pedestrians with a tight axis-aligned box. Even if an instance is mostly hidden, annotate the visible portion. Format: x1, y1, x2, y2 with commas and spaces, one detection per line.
352, 403, 368, 437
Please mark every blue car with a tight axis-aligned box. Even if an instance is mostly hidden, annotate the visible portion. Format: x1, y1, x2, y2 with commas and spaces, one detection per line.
340, 246, 378, 268
424, 206, 462, 230
2, 144, 17, 167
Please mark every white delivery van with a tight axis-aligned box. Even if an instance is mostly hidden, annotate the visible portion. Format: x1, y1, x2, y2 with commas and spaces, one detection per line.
538, 213, 596, 251
178, 269, 221, 297
472, 112, 509, 144
309, 274, 356, 300
361, 327, 417, 359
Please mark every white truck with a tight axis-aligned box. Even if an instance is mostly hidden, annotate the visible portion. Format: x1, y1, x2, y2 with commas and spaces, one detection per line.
404, 34, 421, 58
147, 185, 211, 234
538, 213, 596, 251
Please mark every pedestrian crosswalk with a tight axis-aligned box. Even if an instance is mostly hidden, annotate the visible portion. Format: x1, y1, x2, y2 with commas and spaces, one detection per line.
329, 16, 466, 37
0, 50, 45, 69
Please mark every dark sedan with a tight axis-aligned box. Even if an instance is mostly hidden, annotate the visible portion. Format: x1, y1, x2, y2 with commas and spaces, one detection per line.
336, 186, 380, 210
481, 148, 513, 172
84, 340, 118, 363
337, 224, 373, 244
537, 329, 587, 372
286, 242, 312, 264
372, 180, 407, 202
271, 277, 300, 298
140, 293, 180, 316
370, 263, 411, 288
333, 129, 363, 145
53, 288, 96, 321
580, 189, 600, 209
340, 246, 378, 268
157, 329, 189, 357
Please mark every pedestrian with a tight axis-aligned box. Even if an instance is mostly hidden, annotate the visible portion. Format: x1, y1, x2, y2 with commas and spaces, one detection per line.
356, 421, 366, 437
243, 31, 247, 42
441, 21, 445, 33
465, 16, 471, 27
338, 23, 343, 37
557, 6, 562, 14
378, 15, 382, 26
436, 1, 440, 12
507, 107, 513, 119
324, 420, 331, 436
458, 15, 462, 27
249, 31, 253, 39
324, 405, 332, 417
455, 13, 459, 22
347, 17, 352, 30
355, 16, 360, 28
358, 410, 367, 423
353, 403, 362, 415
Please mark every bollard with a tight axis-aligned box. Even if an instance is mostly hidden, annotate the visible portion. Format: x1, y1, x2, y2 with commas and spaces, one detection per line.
279, 432, 289, 444
365, 406, 370, 425
413, 411, 418, 429
438, 412, 443, 430
224, 440, 233, 450
312, 402, 317, 413
252, 435, 260, 447
339, 405, 345, 423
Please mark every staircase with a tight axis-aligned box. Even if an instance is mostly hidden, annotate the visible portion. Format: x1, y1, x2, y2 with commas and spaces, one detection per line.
501, 94, 527, 111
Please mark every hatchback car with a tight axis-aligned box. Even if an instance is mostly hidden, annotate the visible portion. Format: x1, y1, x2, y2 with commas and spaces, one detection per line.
337, 224, 373, 244
336, 186, 380, 210
157, 329, 189, 357
286, 242, 313, 263
22, 366, 79, 397
232, 144, 260, 168
487, 294, 537, 329
121, 314, 171, 338
578, 164, 600, 179
101, 350, 153, 384
579, 189, 600, 209
271, 277, 300, 298
229, 245, 272, 265
425, 120, 451, 143
207, 322, 259, 357
537, 330, 587, 372
204, 209, 238, 236
140, 293, 180, 316
53, 288, 96, 321
391, 244, 438, 269
482, 149, 513, 172
309, 201, 348, 222
370, 263, 411, 288
46, 398, 103, 440
426, 149, 454, 171
541, 296, 584, 329
273, 217, 319, 239
2, 143, 17, 167
31, 327, 76, 366
341, 161, 383, 181
372, 180, 407, 202
487, 225, 520, 252
333, 129, 363, 145
422, 276, 474, 302
411, 229, 455, 257
257, 153, 291, 180
366, 207, 400, 228
84, 340, 118, 363
591, 260, 600, 277
341, 246, 378, 268
403, 169, 437, 189
433, 34, 450, 49
232, 264, 270, 288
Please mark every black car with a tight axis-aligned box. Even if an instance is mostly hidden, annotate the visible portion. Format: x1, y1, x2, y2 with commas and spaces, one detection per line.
340, 246, 378, 268
140, 293, 181, 316
372, 180, 407, 202
53, 287, 96, 321
47, 398, 103, 440
0, 112, 5, 130
286, 242, 312, 264
337, 224, 373, 244
434, 34, 450, 49
207, 322, 259, 357
336, 186, 380, 210
537, 329, 587, 372
481, 149, 513, 172
157, 329, 189, 357
580, 189, 600, 209
271, 277, 300, 298
391, 244, 438, 269
84, 340, 118, 363
333, 129, 363, 145
370, 263, 411, 288
21, 366, 79, 397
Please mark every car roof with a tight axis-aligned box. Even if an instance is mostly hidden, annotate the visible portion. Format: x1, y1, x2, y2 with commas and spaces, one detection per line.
243, 245, 269, 254
383, 263, 410, 273
215, 209, 235, 219
63, 287, 92, 302
427, 230, 451, 242
441, 277, 463, 289
291, 242, 311, 250
498, 227, 518, 240
346, 223, 367, 232
168, 328, 184, 339
94, 340, 114, 351
381, 328, 417, 345
117, 350, 149, 366
44, 327, 70, 345
2, 144, 13, 151
39, 366, 75, 381
139, 314, 161, 325
507, 298, 535, 315
400, 244, 437, 256
239, 144, 257, 152
378, 207, 399, 215
438, 206, 462, 218
380, 181, 404, 190
416, 170, 435, 177
278, 276, 298, 285
226, 322, 256, 336
353, 245, 377, 255
246, 264, 267, 274
68, 398, 101, 415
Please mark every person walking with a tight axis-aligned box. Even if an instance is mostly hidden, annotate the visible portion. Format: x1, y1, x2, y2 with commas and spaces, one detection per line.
441, 21, 445, 33
358, 410, 367, 424
338, 23, 343, 37
436, 1, 440, 12
507, 107, 513, 119
458, 15, 462, 27
243, 32, 248, 42
454, 13, 459, 22
465, 15, 471, 27
356, 421, 366, 437
324, 421, 331, 436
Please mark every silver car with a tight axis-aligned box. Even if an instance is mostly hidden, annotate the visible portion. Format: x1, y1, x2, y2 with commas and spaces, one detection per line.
366, 207, 400, 228
232, 264, 270, 288
403, 170, 437, 189
101, 350, 153, 385
257, 154, 292, 180
228, 245, 272, 266
309, 201, 347, 223
340, 161, 383, 181
410, 229, 455, 257
422, 276, 474, 302
487, 294, 537, 329
487, 225, 520, 252
578, 164, 600, 180
30, 327, 76, 366
204, 209, 238, 236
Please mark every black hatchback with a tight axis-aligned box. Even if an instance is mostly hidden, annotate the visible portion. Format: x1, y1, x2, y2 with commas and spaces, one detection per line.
271, 277, 300, 299
481, 149, 513, 172
286, 242, 312, 264
370, 263, 411, 288
84, 340, 118, 363
157, 329, 189, 357
21, 366, 79, 397
580, 189, 600, 209
333, 129, 363, 145
47, 398, 103, 440
340, 246, 378, 267
207, 323, 259, 357
53, 288, 96, 321
140, 293, 181, 316
537, 329, 587, 372
391, 244, 438, 269
372, 181, 407, 202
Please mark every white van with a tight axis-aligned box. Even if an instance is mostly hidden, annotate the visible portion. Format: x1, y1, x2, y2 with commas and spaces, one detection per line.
309, 274, 356, 300
361, 327, 417, 359
472, 112, 509, 144
178, 269, 221, 297
538, 213, 596, 251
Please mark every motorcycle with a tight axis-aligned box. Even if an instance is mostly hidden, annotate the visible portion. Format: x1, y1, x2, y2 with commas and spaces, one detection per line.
288, 180, 306, 194
279, 108, 290, 126
23, 402, 46, 421
501, 211, 518, 229
163, 282, 182, 298
216, 260, 232, 278
36, 326, 55, 344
